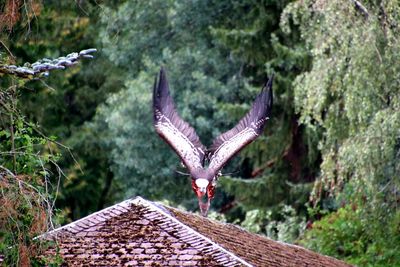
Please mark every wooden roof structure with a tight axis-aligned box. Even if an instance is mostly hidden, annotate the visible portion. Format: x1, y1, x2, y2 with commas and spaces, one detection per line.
3, 197, 351, 266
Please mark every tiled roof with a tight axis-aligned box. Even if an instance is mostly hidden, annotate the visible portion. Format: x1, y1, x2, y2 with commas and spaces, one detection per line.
166, 206, 351, 267
9, 197, 351, 266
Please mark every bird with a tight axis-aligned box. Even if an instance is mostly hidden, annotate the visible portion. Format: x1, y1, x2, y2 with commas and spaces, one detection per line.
153, 67, 273, 216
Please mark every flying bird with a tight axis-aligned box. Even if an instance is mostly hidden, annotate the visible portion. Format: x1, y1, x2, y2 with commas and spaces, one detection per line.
153, 67, 273, 216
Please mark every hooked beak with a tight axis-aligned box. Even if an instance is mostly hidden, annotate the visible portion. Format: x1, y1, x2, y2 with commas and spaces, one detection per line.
198, 197, 211, 217
198, 186, 207, 194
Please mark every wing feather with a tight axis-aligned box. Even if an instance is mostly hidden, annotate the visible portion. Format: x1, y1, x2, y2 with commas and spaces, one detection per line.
208, 77, 273, 173
153, 67, 206, 172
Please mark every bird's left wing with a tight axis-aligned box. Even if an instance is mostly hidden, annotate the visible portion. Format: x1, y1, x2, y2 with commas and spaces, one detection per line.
208, 77, 273, 175
153, 67, 206, 172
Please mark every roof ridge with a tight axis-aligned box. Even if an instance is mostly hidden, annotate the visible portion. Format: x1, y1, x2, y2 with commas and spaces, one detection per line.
274, 239, 353, 263
167, 205, 305, 249
132, 197, 253, 267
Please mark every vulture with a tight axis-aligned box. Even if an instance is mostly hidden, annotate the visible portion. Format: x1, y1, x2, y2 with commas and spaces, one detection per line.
153, 67, 273, 216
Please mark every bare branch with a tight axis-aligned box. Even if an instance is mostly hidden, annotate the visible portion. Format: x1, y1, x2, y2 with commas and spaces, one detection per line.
0, 40, 16, 60
0, 48, 97, 79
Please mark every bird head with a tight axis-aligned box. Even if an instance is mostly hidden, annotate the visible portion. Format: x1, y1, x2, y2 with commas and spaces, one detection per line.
191, 177, 216, 216
192, 178, 208, 197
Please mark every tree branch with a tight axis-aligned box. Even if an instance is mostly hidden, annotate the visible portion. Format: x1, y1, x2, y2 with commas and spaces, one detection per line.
0, 40, 16, 60
251, 158, 277, 177
0, 48, 97, 79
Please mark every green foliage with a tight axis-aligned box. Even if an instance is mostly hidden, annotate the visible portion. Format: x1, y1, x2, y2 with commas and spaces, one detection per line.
300, 206, 400, 266
240, 204, 306, 243
281, 0, 400, 264
3, 1, 126, 220
0, 8, 95, 261
1, 121, 47, 173
0, 104, 60, 265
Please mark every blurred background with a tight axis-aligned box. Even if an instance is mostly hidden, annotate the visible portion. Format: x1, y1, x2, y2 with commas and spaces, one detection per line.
0, 0, 399, 265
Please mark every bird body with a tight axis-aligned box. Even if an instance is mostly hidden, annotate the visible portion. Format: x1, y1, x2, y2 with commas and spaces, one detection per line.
153, 67, 273, 216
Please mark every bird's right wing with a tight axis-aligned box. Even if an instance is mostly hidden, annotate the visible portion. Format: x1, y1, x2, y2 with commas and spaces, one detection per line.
153, 67, 206, 172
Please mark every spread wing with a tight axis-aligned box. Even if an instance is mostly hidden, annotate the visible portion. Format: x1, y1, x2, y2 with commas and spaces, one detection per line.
153, 67, 206, 173
208, 76, 273, 174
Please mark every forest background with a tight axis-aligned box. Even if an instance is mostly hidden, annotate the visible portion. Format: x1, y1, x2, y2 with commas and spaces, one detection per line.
0, 0, 399, 266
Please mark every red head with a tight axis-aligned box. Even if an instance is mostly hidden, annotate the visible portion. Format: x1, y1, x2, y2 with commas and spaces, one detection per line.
191, 178, 216, 216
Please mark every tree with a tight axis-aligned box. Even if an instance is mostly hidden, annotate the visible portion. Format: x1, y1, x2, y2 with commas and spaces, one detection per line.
281, 0, 400, 264
1, 1, 126, 220
0, 46, 95, 265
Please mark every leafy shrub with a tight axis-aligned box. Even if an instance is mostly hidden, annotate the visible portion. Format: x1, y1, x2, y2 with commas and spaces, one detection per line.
300, 205, 400, 266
